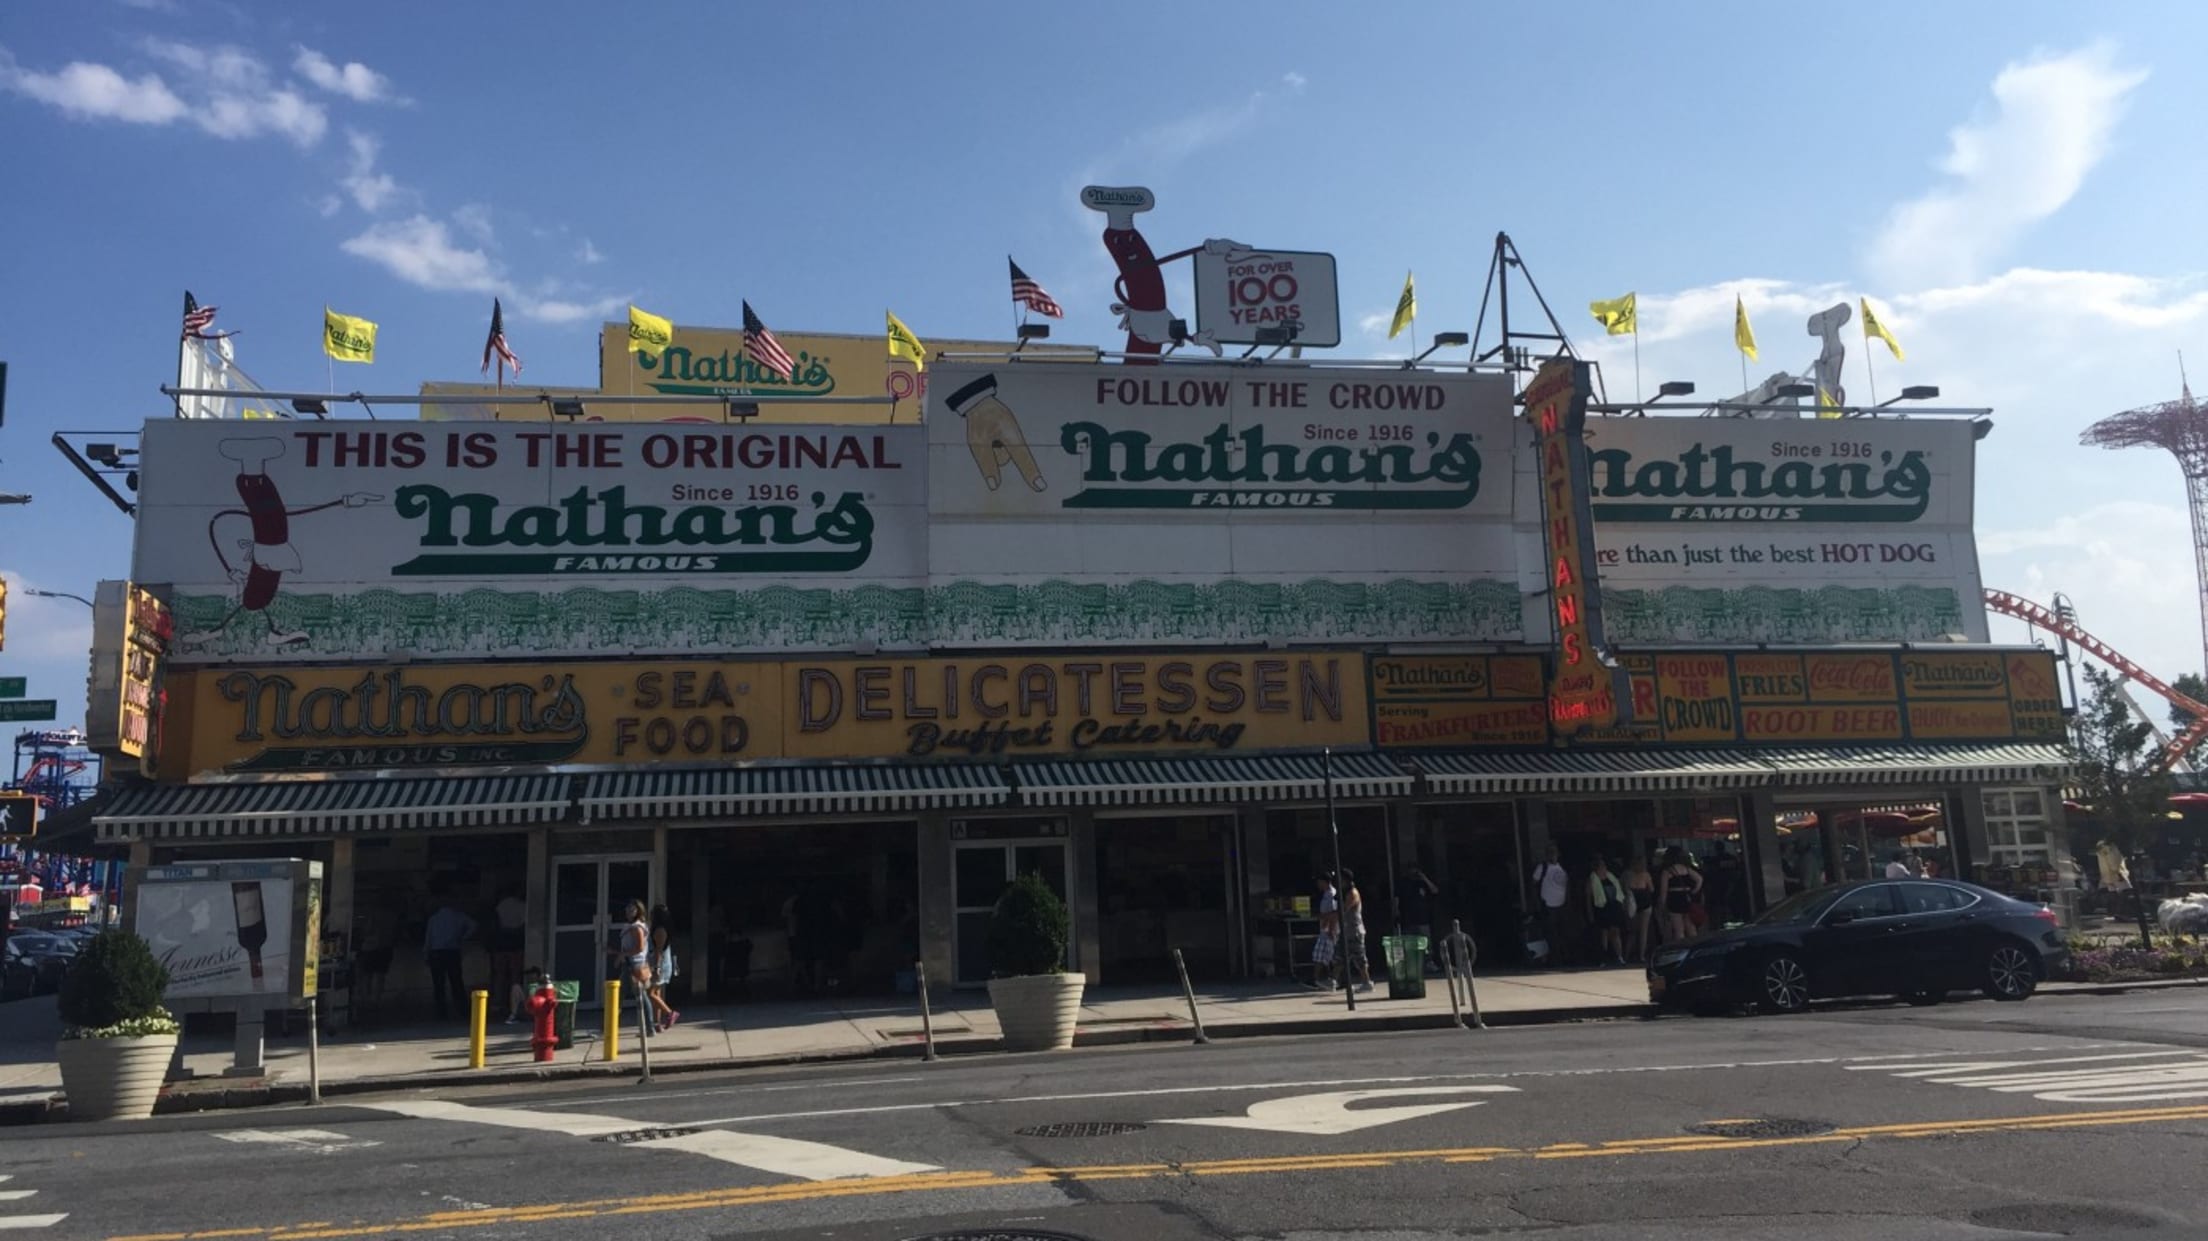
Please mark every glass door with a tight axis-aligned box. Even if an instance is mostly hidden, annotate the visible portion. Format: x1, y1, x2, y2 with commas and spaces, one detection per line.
552, 853, 654, 1008
952, 838, 1070, 986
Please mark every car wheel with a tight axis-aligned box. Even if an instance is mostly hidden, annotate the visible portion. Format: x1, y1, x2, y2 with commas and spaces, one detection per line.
1983, 943, 2039, 1001
1904, 989, 1944, 1007
1757, 953, 1811, 1014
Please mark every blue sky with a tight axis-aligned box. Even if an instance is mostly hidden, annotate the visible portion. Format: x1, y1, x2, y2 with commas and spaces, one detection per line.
4, 1, 2208, 732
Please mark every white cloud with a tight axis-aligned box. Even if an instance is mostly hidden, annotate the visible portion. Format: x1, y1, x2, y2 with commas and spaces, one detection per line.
5, 40, 331, 146
117, 0, 182, 11
0, 47, 187, 124
339, 129, 401, 211
1282, 71, 1307, 92
1866, 44, 2147, 289
317, 193, 342, 217
341, 214, 503, 295
526, 295, 628, 325
451, 202, 495, 243
292, 47, 400, 105
576, 238, 605, 265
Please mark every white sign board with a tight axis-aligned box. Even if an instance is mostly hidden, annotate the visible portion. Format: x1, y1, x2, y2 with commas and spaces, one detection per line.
134, 421, 929, 662
928, 361, 1524, 645
134, 859, 317, 1002
1193, 249, 1341, 348
1515, 417, 1989, 646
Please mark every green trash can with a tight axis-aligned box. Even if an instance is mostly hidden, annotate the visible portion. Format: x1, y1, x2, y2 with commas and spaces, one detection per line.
1383, 935, 1429, 999
550, 980, 580, 1050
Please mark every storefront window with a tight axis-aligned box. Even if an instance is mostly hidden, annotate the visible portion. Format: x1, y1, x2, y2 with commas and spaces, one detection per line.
681, 820, 919, 998
1418, 801, 1519, 966
1982, 789, 2053, 867
1096, 814, 1235, 983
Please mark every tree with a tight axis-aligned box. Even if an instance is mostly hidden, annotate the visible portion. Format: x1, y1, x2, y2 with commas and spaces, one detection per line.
2071, 665, 2173, 946
2170, 672, 2207, 730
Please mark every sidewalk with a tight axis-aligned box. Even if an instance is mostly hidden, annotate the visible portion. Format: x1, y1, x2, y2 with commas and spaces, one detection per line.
0, 966, 1650, 1117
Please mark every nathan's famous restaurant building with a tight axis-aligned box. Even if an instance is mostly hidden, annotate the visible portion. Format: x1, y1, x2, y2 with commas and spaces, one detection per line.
79, 319, 2073, 1017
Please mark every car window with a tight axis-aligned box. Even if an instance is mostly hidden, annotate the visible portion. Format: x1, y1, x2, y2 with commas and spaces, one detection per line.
1754, 887, 1846, 926
1824, 885, 1899, 923
1898, 882, 1977, 914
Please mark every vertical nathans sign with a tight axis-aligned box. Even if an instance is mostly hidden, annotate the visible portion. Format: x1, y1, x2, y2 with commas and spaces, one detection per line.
1525, 358, 1630, 733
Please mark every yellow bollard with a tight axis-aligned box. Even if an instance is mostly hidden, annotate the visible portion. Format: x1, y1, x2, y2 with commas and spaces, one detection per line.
468, 989, 489, 1069
603, 979, 621, 1059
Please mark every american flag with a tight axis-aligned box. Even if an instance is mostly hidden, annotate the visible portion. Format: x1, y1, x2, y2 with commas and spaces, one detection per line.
481, 297, 522, 376
1009, 258, 1065, 318
182, 290, 220, 339
742, 300, 796, 381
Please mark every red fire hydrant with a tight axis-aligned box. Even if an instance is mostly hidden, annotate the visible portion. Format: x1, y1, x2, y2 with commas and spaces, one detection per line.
525, 982, 560, 1063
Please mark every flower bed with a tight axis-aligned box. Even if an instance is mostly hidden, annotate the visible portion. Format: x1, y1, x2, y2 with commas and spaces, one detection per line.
2056, 939, 2208, 983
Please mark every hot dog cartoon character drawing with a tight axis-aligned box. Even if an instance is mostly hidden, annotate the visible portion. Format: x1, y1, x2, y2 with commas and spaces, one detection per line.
1080, 186, 1248, 362
196, 436, 381, 648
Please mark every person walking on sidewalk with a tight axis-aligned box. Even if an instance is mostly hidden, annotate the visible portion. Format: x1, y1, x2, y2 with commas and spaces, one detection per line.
1309, 873, 1340, 989
647, 923, 680, 1032
1625, 855, 1657, 962
423, 895, 476, 1022
1532, 846, 1571, 967
1658, 848, 1703, 946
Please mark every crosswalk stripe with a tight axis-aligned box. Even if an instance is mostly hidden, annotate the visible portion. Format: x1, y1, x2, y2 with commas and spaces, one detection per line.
0, 1194, 34, 1202
1853, 1050, 2208, 1102
359, 1099, 938, 1181
0, 1216, 67, 1230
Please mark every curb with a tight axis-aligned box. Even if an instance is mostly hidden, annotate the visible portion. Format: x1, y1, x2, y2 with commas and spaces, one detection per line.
0, 1000, 1652, 1125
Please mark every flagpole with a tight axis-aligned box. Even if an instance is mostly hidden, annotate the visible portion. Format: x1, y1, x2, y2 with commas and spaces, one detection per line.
1632, 330, 1642, 405
1864, 325, 1879, 410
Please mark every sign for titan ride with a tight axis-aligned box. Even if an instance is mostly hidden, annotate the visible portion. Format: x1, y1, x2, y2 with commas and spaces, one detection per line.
1523, 358, 1630, 734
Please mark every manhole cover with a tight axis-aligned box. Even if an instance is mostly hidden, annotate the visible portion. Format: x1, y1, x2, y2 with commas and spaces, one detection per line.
1682, 1118, 1836, 1139
594, 1126, 701, 1144
1015, 1121, 1148, 1138
903, 1232, 1099, 1241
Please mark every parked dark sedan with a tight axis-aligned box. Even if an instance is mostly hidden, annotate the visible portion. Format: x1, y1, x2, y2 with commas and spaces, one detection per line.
1648, 878, 2065, 1014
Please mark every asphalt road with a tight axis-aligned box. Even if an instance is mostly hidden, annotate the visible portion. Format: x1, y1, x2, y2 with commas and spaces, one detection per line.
9, 988, 2208, 1240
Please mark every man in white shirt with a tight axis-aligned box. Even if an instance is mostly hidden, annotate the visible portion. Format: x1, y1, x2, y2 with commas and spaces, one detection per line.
1532, 845, 1571, 967
1885, 852, 1917, 879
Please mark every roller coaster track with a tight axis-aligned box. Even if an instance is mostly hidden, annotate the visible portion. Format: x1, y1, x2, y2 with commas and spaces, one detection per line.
1982, 588, 2208, 771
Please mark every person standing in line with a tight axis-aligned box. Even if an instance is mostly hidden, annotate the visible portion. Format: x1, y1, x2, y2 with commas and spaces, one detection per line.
1625, 855, 1657, 961
1340, 869, 1374, 993
423, 894, 476, 1022
1884, 851, 1916, 879
611, 900, 653, 1008
1658, 848, 1703, 946
1398, 866, 1439, 973
1531, 846, 1571, 968
1308, 873, 1340, 989
1587, 857, 1629, 966
491, 888, 526, 1022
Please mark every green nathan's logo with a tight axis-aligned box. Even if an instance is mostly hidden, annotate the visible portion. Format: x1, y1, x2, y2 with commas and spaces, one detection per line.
635, 344, 836, 397
1057, 421, 1482, 510
388, 484, 875, 575
1587, 442, 1932, 522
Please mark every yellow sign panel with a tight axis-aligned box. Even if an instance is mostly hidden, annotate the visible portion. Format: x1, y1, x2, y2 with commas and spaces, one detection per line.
1907, 699, 2016, 740
784, 653, 1369, 760
1369, 655, 1547, 747
160, 661, 787, 776
1801, 654, 1900, 703
1651, 652, 1736, 743
1900, 651, 2010, 699
162, 652, 1370, 774
1740, 702, 1906, 743
421, 325, 1092, 424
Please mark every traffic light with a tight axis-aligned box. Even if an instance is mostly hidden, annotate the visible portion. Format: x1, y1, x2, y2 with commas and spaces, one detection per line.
0, 792, 35, 839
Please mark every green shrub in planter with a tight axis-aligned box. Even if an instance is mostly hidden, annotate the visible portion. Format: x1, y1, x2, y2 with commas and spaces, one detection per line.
989, 873, 1070, 977
58, 931, 177, 1039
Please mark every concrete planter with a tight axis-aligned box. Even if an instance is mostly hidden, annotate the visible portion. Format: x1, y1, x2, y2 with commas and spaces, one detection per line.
988, 973, 1086, 1051
58, 1033, 177, 1122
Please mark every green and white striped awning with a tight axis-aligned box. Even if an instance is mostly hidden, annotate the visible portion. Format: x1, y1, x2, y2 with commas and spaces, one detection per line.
1756, 743, 2076, 787
1414, 750, 1777, 796
94, 775, 571, 841
1013, 752, 1412, 807
577, 764, 1010, 821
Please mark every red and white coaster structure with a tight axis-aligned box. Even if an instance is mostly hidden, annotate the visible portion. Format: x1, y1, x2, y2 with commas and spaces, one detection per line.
1983, 589, 2208, 773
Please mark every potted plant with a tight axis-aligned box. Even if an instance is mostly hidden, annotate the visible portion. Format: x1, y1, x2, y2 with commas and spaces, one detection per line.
56, 930, 178, 1122
985, 873, 1084, 1051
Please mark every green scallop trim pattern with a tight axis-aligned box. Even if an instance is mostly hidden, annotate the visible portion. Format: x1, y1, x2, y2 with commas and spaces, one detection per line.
1599, 584, 1968, 645
168, 577, 1527, 659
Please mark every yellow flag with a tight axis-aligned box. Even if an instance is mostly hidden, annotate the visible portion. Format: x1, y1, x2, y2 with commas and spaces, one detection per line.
323, 308, 377, 363
1734, 295, 1758, 362
627, 304, 673, 354
1388, 271, 1416, 339
1860, 297, 1904, 361
1817, 387, 1843, 419
1589, 292, 1636, 336
886, 310, 926, 371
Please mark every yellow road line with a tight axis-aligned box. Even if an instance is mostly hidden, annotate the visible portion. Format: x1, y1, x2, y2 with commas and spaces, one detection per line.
106, 1103, 2208, 1241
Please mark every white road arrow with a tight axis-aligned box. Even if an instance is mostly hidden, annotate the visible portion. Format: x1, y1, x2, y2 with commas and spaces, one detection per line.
1155, 1086, 1518, 1136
